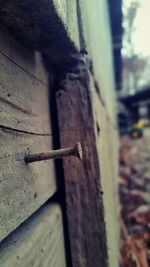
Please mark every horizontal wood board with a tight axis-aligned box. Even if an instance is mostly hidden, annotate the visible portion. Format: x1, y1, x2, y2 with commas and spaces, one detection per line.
0, 26, 57, 241
0, 203, 67, 267
0, 128, 57, 241
0, 50, 51, 135
0, 25, 48, 84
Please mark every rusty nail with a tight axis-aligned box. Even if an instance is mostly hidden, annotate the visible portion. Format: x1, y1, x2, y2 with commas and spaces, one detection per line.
24, 142, 83, 164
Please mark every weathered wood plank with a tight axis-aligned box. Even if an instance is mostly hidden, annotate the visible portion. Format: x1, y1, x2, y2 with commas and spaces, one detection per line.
0, 50, 51, 135
93, 89, 120, 267
0, 25, 48, 84
56, 57, 108, 267
0, 128, 56, 241
0, 203, 67, 267
0, 0, 79, 59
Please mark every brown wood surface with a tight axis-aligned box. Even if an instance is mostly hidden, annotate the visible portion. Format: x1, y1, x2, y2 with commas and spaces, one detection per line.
56, 60, 108, 267
0, 203, 67, 267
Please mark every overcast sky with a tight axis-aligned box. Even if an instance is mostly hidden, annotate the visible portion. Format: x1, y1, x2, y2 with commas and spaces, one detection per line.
124, 0, 150, 57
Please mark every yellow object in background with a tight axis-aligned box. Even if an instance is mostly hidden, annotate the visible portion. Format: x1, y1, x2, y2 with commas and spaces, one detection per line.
134, 119, 146, 129
132, 131, 139, 138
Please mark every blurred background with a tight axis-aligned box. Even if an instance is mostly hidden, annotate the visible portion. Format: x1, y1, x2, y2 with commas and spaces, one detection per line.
109, 0, 150, 266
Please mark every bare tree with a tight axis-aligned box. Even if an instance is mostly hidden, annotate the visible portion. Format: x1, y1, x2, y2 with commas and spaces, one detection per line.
122, 0, 142, 93
123, 0, 140, 56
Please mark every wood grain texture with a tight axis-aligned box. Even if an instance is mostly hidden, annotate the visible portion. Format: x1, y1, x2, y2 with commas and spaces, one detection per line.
0, 128, 56, 241
0, 203, 67, 267
0, 25, 48, 85
56, 58, 108, 267
0, 25, 58, 242
0, 50, 51, 135
93, 88, 120, 267
0, 0, 78, 59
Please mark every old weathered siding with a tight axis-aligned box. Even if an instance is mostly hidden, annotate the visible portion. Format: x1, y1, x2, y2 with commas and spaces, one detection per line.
0, 203, 66, 267
0, 26, 48, 84
78, 0, 116, 119
0, 26, 57, 242
56, 59, 108, 267
55, 1, 119, 265
0, 0, 119, 266
0, 0, 79, 61
0, 128, 57, 241
93, 89, 119, 267
0, 23, 68, 266
77, 2, 119, 266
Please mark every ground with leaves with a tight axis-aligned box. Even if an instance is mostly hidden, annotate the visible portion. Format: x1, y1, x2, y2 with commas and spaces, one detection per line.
119, 136, 150, 267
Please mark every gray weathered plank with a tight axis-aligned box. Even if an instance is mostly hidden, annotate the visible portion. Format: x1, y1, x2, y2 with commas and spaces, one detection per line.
93, 89, 120, 267
0, 50, 51, 135
0, 203, 67, 267
0, 25, 48, 84
0, 0, 79, 58
56, 57, 108, 267
0, 128, 57, 241
0, 23, 58, 243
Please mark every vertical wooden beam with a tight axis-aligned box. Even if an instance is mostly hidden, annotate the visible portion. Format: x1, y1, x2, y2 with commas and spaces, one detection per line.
56, 55, 108, 267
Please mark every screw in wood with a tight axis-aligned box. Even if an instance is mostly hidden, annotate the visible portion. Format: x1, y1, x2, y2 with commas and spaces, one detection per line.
24, 142, 83, 164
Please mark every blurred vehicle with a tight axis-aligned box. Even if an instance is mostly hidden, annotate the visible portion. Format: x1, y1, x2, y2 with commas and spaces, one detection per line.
119, 115, 150, 138
130, 120, 144, 138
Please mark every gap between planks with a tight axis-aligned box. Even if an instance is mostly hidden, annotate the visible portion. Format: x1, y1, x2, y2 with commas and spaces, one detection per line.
0, 124, 52, 137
